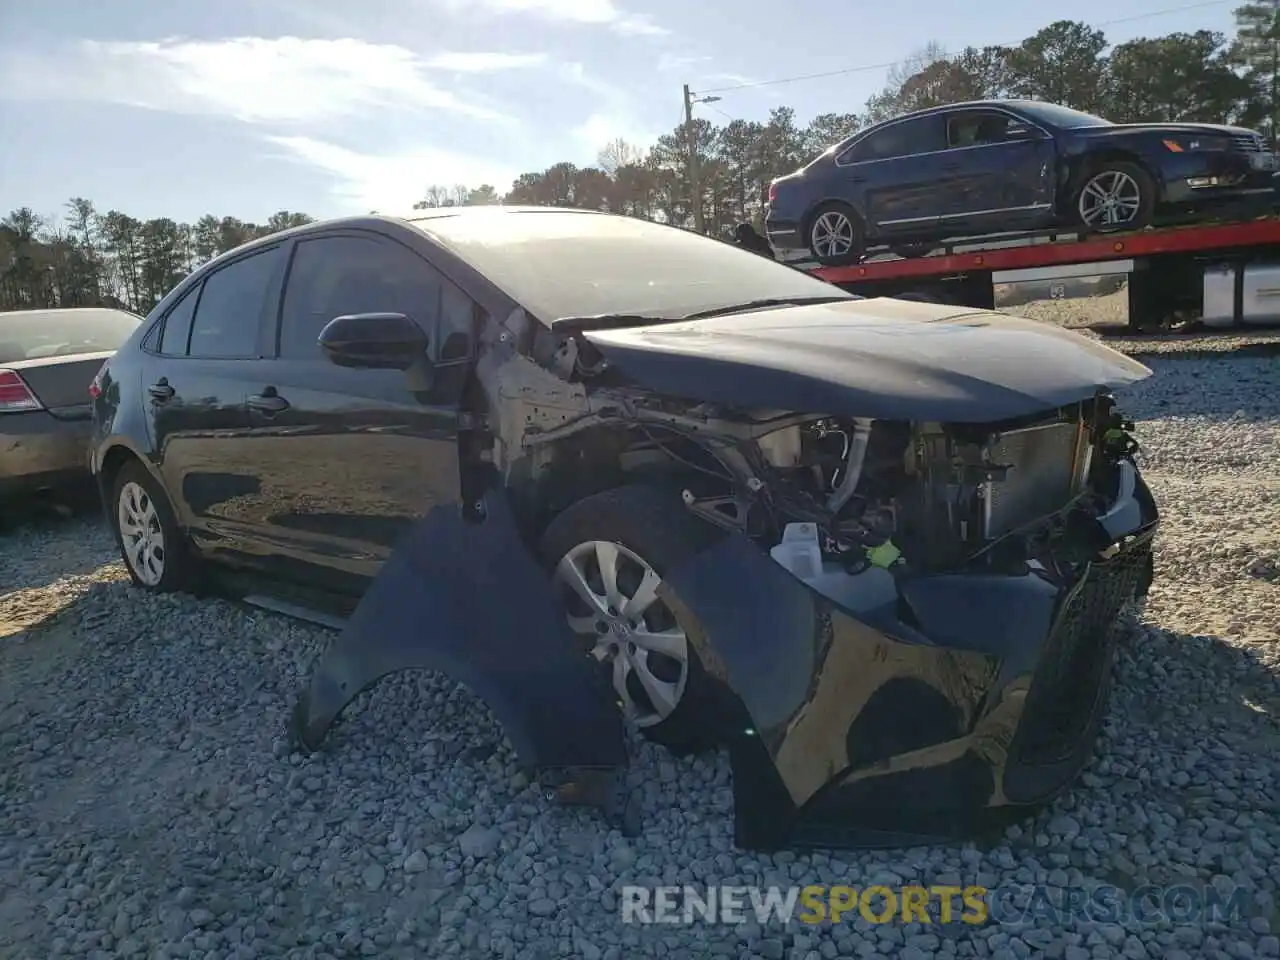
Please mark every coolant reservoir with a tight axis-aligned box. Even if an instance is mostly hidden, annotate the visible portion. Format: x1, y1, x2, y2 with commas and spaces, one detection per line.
769, 522, 898, 614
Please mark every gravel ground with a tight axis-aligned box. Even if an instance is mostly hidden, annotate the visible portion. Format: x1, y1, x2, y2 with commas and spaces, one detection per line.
2, 344, 1278, 960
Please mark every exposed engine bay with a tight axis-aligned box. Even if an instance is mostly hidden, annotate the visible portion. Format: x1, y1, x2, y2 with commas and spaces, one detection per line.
494, 361, 1144, 617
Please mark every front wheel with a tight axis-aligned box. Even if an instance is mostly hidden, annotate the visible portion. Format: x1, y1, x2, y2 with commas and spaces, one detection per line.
539, 485, 726, 752
807, 202, 866, 266
1073, 161, 1155, 231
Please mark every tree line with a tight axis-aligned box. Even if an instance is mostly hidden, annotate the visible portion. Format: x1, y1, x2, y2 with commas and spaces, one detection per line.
5, 10, 1280, 315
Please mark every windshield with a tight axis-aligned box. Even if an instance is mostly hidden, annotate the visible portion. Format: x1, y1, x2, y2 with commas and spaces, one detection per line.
414, 210, 857, 323
1016, 102, 1113, 129
0, 309, 141, 364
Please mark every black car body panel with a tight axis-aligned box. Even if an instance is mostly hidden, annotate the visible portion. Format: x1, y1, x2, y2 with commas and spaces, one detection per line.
90, 208, 1161, 849
580, 298, 1152, 423
766, 99, 1274, 261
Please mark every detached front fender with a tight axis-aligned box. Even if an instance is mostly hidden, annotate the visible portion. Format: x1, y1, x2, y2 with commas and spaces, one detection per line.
291, 493, 627, 774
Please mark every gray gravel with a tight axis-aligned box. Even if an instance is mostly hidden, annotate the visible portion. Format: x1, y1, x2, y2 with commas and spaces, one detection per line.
2, 350, 1278, 960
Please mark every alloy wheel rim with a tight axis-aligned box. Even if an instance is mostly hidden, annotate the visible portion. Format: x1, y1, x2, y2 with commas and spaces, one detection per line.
552, 540, 689, 728
117, 481, 166, 586
1078, 170, 1141, 227
812, 211, 855, 258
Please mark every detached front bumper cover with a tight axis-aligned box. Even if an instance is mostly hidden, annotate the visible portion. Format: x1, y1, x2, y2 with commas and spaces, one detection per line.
292, 475, 1157, 851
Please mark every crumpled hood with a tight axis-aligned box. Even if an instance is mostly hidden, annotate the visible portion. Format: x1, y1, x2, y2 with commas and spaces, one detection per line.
582, 298, 1152, 422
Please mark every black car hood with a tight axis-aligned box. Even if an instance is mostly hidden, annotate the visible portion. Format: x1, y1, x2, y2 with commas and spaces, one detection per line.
581, 298, 1153, 422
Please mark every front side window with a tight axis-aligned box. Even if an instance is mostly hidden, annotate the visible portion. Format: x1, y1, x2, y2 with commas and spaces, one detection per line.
947, 111, 1036, 148
278, 235, 468, 361
187, 246, 284, 359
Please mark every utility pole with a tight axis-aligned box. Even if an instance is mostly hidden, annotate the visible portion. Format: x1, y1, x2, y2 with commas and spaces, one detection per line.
682, 84, 704, 234
682, 85, 721, 234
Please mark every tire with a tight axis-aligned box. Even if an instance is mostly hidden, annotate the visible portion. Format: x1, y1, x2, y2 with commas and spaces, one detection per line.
806, 201, 866, 266
109, 460, 199, 593
538, 484, 727, 752
1072, 161, 1155, 232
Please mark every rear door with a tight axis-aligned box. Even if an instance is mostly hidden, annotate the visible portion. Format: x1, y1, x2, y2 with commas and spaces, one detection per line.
939, 109, 1056, 232
235, 229, 475, 596
835, 115, 949, 236
141, 244, 288, 557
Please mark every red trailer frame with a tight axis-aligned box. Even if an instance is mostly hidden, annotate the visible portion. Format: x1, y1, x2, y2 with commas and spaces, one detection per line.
798, 216, 1280, 330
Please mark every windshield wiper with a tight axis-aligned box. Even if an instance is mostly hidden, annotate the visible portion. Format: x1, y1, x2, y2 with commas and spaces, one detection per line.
550, 313, 678, 333
680, 295, 854, 320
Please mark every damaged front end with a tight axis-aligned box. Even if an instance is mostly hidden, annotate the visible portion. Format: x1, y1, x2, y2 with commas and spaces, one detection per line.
609, 390, 1156, 848
292, 304, 1157, 850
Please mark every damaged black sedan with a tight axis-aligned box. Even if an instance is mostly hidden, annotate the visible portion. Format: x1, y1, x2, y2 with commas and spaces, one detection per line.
90, 207, 1158, 849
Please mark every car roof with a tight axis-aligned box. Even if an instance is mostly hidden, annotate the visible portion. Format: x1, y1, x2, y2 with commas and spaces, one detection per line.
187, 206, 611, 271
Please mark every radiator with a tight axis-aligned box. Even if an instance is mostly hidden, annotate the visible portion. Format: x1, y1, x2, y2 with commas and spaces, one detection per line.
981, 421, 1091, 539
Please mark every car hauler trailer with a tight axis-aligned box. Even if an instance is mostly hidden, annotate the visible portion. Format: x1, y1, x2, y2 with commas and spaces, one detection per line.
800, 216, 1280, 331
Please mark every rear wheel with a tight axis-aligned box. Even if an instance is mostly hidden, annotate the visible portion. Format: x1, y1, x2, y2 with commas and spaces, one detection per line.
539, 485, 725, 751
1073, 161, 1155, 231
807, 202, 865, 266
109, 461, 198, 592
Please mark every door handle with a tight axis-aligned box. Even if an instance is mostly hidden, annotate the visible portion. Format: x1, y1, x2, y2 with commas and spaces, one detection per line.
248, 388, 289, 414
148, 379, 175, 401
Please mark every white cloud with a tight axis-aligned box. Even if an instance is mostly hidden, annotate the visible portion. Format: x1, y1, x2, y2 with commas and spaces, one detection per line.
266, 135, 521, 212
424, 51, 547, 72
571, 113, 658, 157
656, 53, 711, 74
0, 37, 530, 124
435, 0, 666, 36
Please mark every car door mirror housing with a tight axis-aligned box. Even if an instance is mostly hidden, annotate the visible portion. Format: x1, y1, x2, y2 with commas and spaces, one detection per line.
1006, 125, 1045, 142
318, 313, 431, 370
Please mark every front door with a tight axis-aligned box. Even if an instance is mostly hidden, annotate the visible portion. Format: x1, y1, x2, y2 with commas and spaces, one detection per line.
142, 243, 288, 560
239, 231, 476, 597
939, 110, 1056, 234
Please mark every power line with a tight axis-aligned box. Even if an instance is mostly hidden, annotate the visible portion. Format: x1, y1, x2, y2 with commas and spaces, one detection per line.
693, 0, 1238, 96
698, 101, 737, 123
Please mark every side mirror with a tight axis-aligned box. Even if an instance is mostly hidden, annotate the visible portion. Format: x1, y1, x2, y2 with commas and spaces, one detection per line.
317, 313, 430, 370
1005, 125, 1045, 142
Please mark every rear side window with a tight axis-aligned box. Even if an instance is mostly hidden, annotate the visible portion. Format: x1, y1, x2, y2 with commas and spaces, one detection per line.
278, 235, 461, 361
842, 116, 945, 162
188, 246, 284, 359
159, 285, 200, 356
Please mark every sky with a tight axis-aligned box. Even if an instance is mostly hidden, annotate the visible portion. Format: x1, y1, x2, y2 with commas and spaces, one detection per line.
0, 0, 1243, 224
